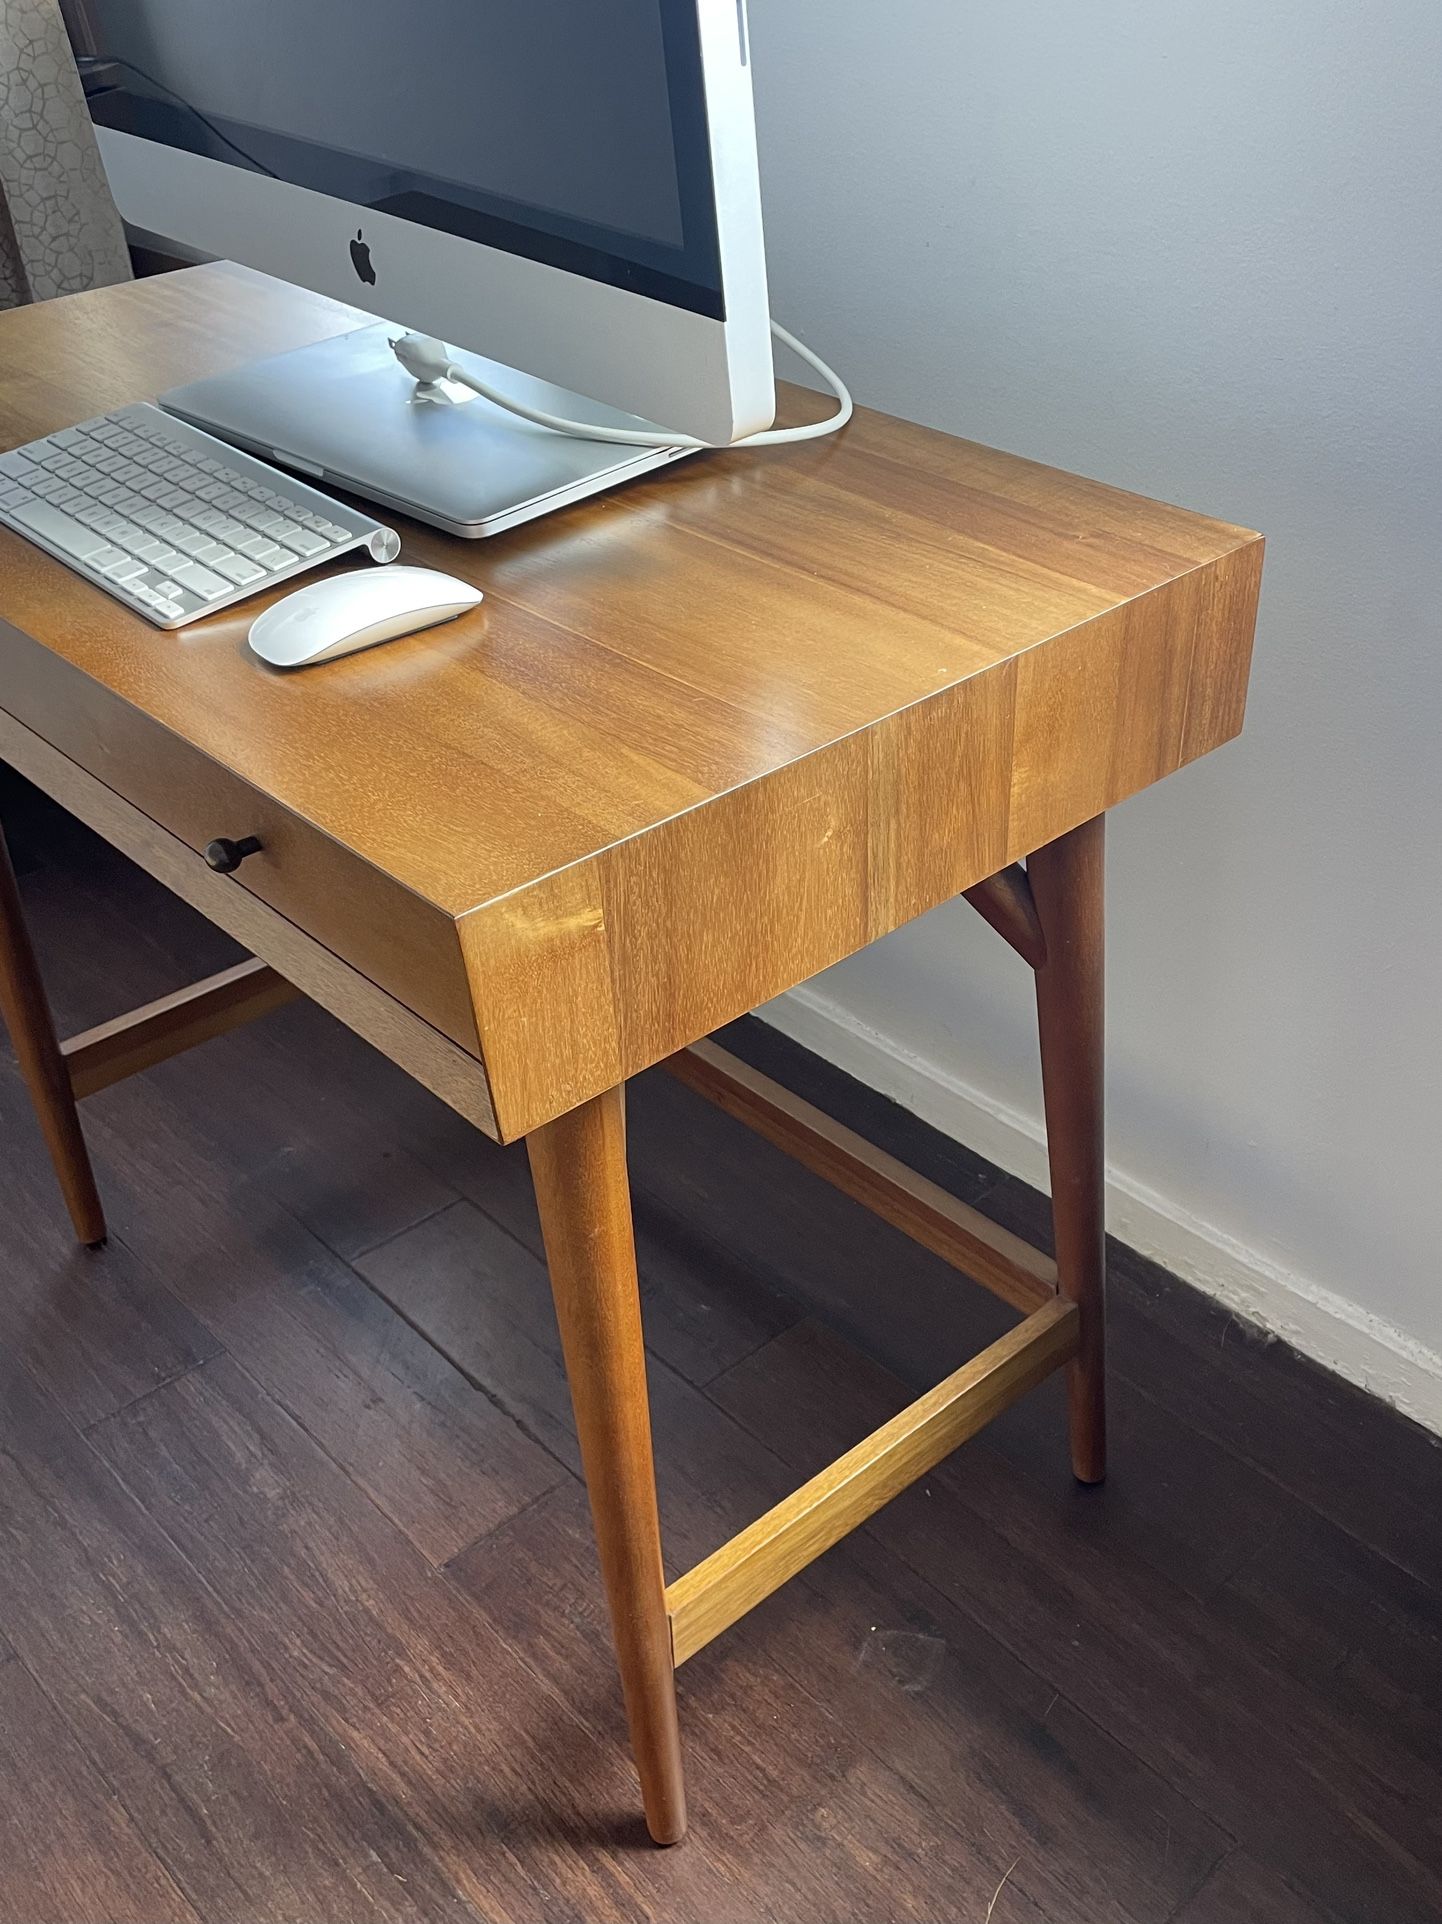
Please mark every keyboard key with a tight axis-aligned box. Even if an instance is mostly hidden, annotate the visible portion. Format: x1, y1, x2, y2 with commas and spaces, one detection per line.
170, 560, 229, 598
10, 499, 111, 561
276, 524, 327, 556
150, 549, 188, 574
103, 556, 147, 582
214, 553, 264, 585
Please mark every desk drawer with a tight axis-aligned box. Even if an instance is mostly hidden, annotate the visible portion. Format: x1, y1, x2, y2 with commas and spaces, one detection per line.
0, 632, 482, 1056
0, 702, 496, 1134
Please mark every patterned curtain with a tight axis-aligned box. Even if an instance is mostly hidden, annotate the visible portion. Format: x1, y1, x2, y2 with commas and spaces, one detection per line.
0, 0, 131, 308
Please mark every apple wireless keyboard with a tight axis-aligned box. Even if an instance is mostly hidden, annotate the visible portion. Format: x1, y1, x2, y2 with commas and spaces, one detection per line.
0, 403, 400, 629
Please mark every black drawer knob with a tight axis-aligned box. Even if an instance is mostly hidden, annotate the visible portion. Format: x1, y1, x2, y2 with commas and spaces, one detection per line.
204, 835, 263, 874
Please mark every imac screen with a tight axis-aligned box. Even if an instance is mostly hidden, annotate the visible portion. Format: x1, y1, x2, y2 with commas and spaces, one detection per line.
79, 0, 727, 316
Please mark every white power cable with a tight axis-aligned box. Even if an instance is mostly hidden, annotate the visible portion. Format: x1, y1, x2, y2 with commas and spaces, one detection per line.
389, 321, 851, 450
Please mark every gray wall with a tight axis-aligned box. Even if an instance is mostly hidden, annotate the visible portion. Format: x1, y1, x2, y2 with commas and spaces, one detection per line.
749, 1, 1442, 1414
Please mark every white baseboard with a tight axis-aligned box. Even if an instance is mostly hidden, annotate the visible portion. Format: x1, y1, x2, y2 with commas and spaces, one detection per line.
760, 985, 1442, 1437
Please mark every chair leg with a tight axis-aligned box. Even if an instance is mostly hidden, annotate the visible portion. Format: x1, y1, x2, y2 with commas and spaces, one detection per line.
1029, 815, 1106, 1484
0, 822, 106, 1247
527, 1085, 686, 1845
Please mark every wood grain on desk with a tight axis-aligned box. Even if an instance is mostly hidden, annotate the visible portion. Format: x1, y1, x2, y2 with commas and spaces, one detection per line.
0, 263, 1262, 1140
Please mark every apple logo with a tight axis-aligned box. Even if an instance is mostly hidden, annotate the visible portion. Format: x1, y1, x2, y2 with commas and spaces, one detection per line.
349, 228, 376, 285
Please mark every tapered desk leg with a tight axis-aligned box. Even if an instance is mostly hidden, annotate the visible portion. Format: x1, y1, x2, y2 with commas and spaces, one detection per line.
0, 823, 106, 1247
527, 1086, 686, 1845
1029, 815, 1106, 1484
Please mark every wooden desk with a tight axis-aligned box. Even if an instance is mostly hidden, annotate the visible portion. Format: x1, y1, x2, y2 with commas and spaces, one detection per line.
0, 263, 1262, 1845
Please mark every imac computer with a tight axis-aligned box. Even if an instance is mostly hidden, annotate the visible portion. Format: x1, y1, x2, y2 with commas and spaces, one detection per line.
74, 1, 787, 536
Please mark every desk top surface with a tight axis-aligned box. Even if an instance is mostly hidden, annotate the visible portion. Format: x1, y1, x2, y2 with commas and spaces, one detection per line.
0, 265, 1262, 1136
0, 263, 1257, 916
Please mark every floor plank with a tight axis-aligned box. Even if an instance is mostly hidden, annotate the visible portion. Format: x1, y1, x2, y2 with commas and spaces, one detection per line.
0, 1656, 200, 1924
974, 1363, 1311, 1607
279, 1003, 810, 1389
0, 1358, 477, 1922
1211, 1497, 1442, 1772
355, 1198, 587, 1475
1171, 1849, 1343, 1924
629, 1056, 1014, 1380
80, 1086, 565, 1568
0, 1065, 218, 1429
85, 1350, 843, 1922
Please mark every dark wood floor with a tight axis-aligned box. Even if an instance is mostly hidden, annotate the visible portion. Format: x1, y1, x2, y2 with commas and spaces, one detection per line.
2, 772, 1440, 1924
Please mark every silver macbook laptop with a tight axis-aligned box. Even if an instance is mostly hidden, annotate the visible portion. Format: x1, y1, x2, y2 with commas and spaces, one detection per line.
161, 324, 692, 540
